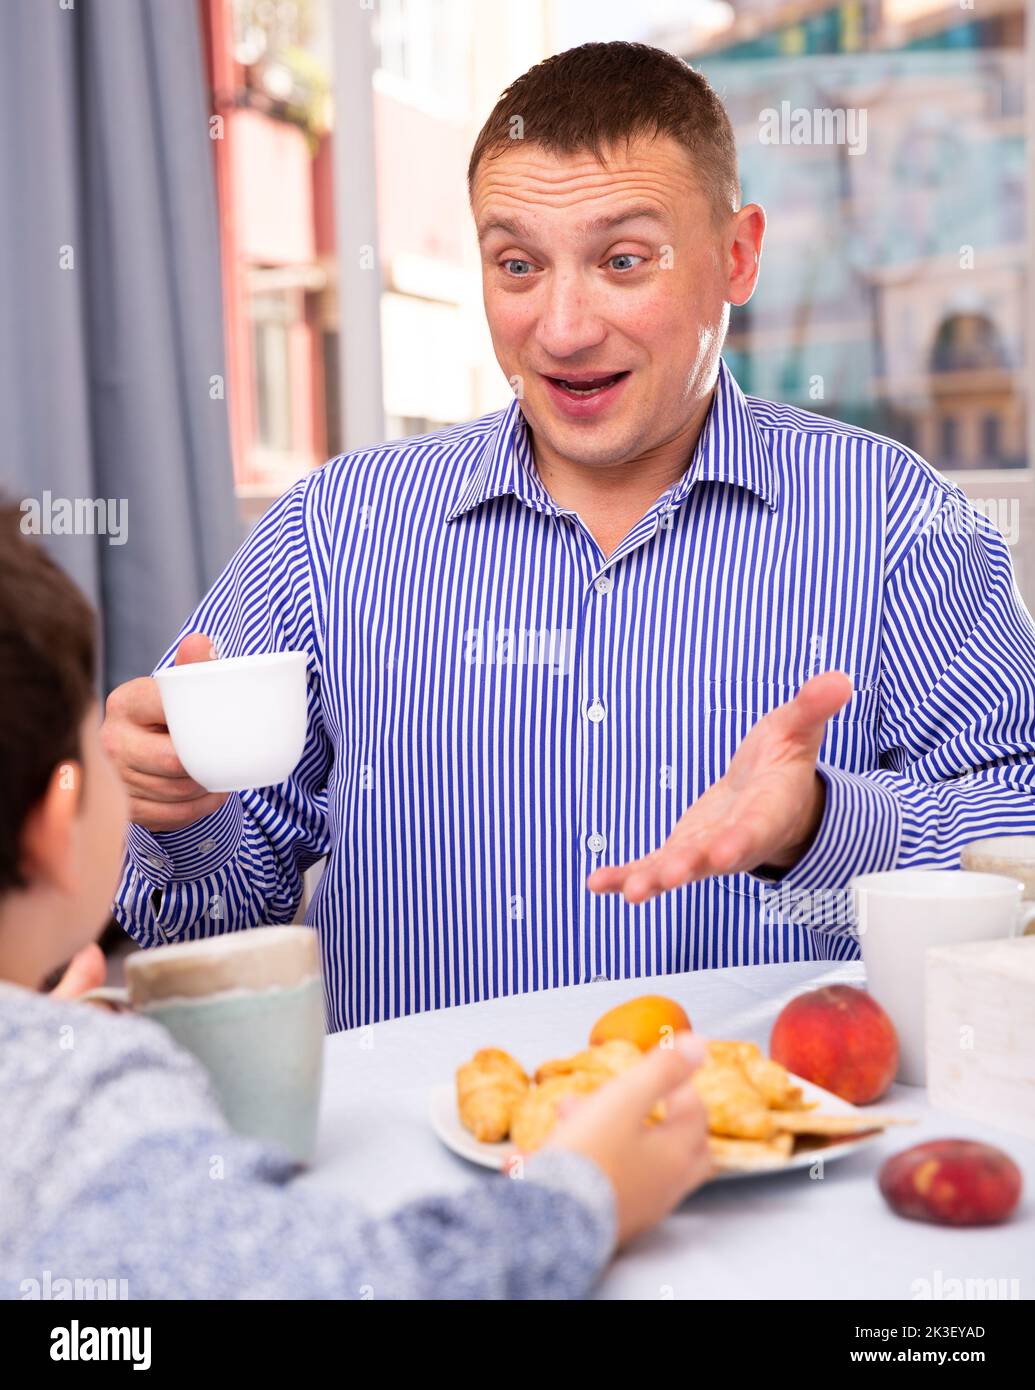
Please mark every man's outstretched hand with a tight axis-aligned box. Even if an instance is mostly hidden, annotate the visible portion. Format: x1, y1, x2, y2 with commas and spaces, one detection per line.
588, 671, 854, 904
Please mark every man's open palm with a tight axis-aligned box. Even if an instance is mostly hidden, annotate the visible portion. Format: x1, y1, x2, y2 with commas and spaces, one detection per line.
588, 671, 854, 904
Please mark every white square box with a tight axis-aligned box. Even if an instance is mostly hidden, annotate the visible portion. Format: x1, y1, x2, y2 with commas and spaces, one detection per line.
926, 936, 1035, 1141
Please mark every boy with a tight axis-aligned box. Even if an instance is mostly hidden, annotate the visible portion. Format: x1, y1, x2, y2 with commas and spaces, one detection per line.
0, 511, 712, 1300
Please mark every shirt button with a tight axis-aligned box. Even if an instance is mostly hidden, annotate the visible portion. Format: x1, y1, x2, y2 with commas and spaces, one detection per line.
586, 832, 606, 854
199, 838, 216, 854
586, 699, 606, 724
146, 855, 165, 871
594, 574, 613, 595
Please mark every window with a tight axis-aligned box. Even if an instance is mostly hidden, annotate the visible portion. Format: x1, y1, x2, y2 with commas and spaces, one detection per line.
322, 329, 342, 459
250, 289, 295, 453
373, 0, 472, 115
940, 415, 958, 464
384, 415, 439, 442
694, 1, 1028, 472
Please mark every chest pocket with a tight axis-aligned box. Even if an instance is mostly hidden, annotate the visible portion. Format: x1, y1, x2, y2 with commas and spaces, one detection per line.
707, 677, 799, 716
706, 674, 881, 768
707, 674, 881, 911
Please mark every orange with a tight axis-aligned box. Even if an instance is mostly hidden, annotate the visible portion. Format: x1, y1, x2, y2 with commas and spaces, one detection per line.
590, 994, 692, 1052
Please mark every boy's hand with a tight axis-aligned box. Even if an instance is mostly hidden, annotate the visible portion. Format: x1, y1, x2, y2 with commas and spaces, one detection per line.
100, 633, 229, 833
49, 942, 106, 999
543, 1032, 713, 1248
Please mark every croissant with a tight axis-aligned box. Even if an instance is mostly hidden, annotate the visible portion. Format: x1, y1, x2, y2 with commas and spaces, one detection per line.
692, 1058, 776, 1140
535, 1038, 643, 1084
456, 1048, 529, 1142
706, 1039, 804, 1111
510, 1072, 603, 1152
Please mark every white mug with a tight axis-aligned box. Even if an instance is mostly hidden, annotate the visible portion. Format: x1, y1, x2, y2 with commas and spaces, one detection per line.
83, 927, 326, 1162
155, 650, 307, 793
850, 869, 1035, 1086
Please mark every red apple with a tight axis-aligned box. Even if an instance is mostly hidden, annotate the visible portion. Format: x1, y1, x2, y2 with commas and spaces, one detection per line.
879, 1140, 1022, 1225
769, 984, 898, 1103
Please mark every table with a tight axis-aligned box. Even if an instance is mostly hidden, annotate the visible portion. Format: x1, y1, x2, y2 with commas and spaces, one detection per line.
300, 960, 1034, 1300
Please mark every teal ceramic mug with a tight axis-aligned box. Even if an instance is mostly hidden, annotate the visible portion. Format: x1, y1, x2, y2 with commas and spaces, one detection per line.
86, 927, 324, 1163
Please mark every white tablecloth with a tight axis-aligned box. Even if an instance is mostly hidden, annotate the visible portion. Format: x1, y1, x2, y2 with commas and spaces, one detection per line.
300, 960, 1034, 1300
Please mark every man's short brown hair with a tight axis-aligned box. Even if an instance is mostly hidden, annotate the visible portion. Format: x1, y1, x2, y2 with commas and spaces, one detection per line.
467, 41, 740, 224
0, 507, 96, 894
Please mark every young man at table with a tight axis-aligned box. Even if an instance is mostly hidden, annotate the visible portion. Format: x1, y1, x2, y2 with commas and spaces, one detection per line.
0, 512, 713, 1300
103, 43, 1035, 1031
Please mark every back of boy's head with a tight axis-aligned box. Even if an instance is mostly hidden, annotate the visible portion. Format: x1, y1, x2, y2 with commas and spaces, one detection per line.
0, 506, 97, 894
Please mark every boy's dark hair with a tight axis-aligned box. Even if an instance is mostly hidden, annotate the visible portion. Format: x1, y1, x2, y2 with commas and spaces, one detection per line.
467, 41, 740, 225
0, 507, 96, 894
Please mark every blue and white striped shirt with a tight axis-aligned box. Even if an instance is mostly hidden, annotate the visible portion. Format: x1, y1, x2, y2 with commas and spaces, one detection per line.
115, 357, 1035, 1031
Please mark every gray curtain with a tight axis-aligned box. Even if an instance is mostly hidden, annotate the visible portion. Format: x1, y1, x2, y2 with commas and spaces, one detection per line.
0, 0, 241, 691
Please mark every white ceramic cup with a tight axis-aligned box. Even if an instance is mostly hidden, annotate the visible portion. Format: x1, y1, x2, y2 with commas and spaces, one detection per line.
155, 650, 307, 793
86, 927, 326, 1162
851, 869, 1035, 1086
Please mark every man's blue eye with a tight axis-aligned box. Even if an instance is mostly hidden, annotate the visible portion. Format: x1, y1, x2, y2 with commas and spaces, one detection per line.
503, 260, 533, 276
609, 254, 644, 272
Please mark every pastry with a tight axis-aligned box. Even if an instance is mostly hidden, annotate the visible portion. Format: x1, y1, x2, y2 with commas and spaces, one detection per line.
510, 1072, 603, 1152
456, 1047, 529, 1143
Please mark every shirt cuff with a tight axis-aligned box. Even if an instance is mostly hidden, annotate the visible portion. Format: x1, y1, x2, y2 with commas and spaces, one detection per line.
126, 794, 245, 887
522, 1148, 618, 1263
745, 763, 901, 898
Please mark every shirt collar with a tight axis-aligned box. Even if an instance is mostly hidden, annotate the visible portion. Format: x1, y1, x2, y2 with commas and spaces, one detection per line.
445, 394, 554, 523
445, 356, 777, 523
668, 357, 779, 511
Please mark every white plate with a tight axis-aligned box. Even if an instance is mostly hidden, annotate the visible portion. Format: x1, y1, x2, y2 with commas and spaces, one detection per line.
429, 1074, 888, 1182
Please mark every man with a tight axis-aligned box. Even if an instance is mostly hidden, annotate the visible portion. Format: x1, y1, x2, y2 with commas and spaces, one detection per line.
104, 42, 1035, 1031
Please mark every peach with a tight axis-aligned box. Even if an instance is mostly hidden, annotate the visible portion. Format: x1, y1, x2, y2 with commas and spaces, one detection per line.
769, 984, 898, 1104
590, 995, 691, 1052
879, 1140, 1022, 1226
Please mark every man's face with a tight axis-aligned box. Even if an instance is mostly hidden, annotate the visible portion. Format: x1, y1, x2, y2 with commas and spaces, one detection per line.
473, 135, 759, 474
